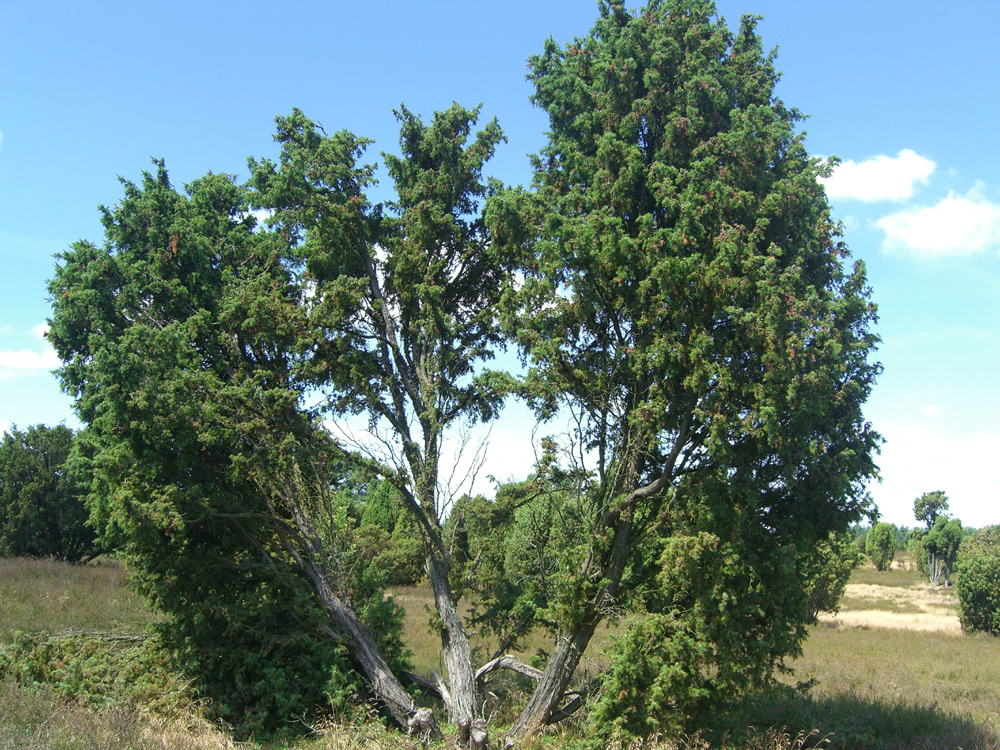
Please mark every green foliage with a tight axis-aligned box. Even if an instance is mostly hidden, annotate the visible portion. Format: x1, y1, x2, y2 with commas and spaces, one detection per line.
906, 529, 929, 576
802, 531, 864, 621
0, 631, 196, 718
357, 479, 424, 586
46, 164, 396, 734
925, 515, 962, 586
0, 424, 97, 562
957, 526, 1000, 635
914, 490, 949, 530
488, 0, 881, 739
865, 523, 897, 571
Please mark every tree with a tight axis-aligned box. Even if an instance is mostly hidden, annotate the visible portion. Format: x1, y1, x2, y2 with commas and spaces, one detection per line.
957, 526, 1000, 635
925, 515, 962, 586
47, 165, 415, 733
487, 1, 881, 742
907, 528, 929, 576
914, 490, 949, 530
0, 424, 97, 561
803, 531, 865, 622
913, 491, 951, 583
865, 522, 897, 572
249, 102, 513, 740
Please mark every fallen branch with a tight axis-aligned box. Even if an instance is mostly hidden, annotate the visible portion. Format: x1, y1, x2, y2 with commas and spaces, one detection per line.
475, 654, 543, 682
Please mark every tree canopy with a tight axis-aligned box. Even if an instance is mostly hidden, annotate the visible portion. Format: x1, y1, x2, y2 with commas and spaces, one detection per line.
914, 490, 950, 530
957, 526, 1000, 635
46, 0, 882, 745
0, 424, 96, 561
489, 0, 880, 740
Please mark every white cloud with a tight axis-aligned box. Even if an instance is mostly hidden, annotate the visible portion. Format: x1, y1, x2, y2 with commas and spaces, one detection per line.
0, 347, 61, 379
0, 421, 10, 437
31, 323, 50, 339
919, 404, 943, 417
871, 421, 1000, 528
821, 149, 936, 202
876, 184, 1000, 258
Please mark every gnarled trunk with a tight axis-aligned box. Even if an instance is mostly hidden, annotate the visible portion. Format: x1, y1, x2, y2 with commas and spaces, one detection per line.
306, 565, 429, 733
427, 555, 480, 736
504, 620, 598, 746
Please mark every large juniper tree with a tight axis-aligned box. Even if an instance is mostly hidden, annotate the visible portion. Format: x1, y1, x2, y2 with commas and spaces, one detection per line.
248, 102, 512, 738
489, 0, 881, 741
47, 165, 417, 731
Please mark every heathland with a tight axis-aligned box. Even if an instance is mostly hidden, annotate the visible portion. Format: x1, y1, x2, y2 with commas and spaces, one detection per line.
1, 552, 998, 749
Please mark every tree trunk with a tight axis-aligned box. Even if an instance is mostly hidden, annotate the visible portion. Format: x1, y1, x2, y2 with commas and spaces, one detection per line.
306, 565, 425, 732
427, 556, 479, 732
504, 621, 598, 746
506, 505, 636, 746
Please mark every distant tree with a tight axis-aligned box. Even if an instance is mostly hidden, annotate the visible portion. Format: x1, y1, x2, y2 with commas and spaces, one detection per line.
907, 529, 929, 576
866, 522, 897, 571
914, 490, 949, 530
803, 531, 865, 621
925, 515, 963, 586
957, 526, 1000, 635
0, 424, 97, 562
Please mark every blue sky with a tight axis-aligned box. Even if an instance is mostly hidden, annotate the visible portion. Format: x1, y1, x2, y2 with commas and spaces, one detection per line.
2, 1, 997, 527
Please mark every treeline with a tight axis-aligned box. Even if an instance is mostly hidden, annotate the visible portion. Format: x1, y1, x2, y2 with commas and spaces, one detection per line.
0, 424, 97, 562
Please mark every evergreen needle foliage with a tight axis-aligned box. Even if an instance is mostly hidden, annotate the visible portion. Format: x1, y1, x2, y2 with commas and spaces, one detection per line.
45, 0, 882, 744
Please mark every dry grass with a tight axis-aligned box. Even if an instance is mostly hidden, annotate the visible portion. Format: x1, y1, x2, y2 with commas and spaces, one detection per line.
0, 557, 161, 641
757, 562, 1000, 748
819, 580, 961, 634
0, 676, 238, 750
3, 556, 1000, 749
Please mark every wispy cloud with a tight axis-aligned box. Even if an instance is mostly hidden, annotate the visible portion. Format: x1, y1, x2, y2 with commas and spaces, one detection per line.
31, 323, 50, 339
920, 404, 943, 417
821, 149, 936, 202
876, 184, 1000, 258
0, 347, 61, 379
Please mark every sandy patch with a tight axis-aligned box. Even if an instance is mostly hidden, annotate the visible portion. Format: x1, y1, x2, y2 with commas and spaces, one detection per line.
818, 609, 962, 634
843, 582, 957, 611
820, 582, 962, 633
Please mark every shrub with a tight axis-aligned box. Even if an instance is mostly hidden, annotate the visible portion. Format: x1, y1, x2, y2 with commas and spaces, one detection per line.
803, 531, 864, 621
865, 523, 897, 571
957, 526, 1000, 635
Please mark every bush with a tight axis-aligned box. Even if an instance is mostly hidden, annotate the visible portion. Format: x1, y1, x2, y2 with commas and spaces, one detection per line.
865, 523, 897, 572
957, 526, 1000, 635
803, 531, 864, 621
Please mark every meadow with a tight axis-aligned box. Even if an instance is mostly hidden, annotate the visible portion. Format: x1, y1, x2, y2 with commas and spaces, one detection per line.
1, 554, 998, 749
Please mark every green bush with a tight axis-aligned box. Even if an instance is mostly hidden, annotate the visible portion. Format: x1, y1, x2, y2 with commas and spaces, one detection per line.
865, 523, 897, 571
0, 631, 196, 717
803, 531, 864, 621
957, 526, 1000, 635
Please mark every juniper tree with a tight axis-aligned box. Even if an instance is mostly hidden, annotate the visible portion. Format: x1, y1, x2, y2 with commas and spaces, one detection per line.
489, 0, 881, 741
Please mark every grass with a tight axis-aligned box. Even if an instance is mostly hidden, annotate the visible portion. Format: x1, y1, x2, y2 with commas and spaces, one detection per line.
0, 556, 161, 642
758, 626, 1000, 749
2, 556, 1000, 749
